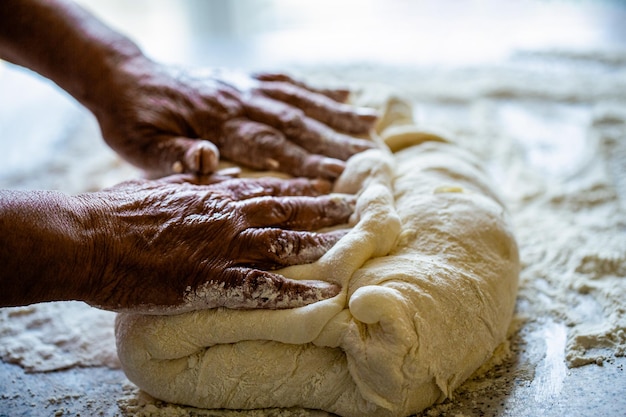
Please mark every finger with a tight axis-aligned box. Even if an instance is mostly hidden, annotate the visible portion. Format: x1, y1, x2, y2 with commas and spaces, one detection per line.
242, 96, 377, 161
255, 81, 378, 134
298, 117, 378, 160
238, 194, 355, 230
146, 137, 220, 177
195, 267, 341, 309
210, 177, 333, 200
252, 72, 351, 103
235, 229, 348, 268
220, 118, 347, 179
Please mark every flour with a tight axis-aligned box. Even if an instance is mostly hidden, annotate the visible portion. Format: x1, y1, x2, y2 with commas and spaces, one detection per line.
506, 103, 626, 367
0, 302, 119, 372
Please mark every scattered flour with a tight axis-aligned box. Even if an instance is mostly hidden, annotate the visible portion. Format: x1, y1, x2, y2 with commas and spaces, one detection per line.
0, 301, 119, 372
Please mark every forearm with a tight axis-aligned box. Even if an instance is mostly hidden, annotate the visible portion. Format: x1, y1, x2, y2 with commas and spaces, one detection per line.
0, 190, 97, 307
0, 0, 144, 112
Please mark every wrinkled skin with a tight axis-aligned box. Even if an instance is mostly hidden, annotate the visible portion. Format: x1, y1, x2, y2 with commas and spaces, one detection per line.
96, 62, 378, 179
81, 174, 353, 313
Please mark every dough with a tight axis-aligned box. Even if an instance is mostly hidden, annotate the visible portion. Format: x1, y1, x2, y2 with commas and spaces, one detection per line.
115, 102, 520, 417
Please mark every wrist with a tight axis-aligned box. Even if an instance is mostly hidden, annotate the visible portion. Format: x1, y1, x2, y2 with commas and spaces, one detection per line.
69, 192, 115, 305
82, 50, 153, 117
0, 190, 99, 306
0, 0, 146, 115
76, 40, 147, 114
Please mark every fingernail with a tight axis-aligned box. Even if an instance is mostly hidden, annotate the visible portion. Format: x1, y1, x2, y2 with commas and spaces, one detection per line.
331, 88, 351, 102
350, 138, 377, 154
310, 179, 332, 194
265, 158, 280, 170
326, 228, 350, 242
326, 195, 355, 220
316, 228, 348, 251
357, 107, 379, 119
285, 280, 341, 306
308, 281, 341, 300
320, 158, 345, 179
217, 166, 242, 178
185, 141, 219, 175
172, 161, 184, 173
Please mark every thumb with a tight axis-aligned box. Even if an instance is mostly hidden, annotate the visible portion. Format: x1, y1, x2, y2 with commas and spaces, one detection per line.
151, 137, 220, 177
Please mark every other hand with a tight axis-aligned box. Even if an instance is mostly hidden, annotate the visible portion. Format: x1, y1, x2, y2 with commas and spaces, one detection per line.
94, 59, 377, 180
81, 174, 353, 313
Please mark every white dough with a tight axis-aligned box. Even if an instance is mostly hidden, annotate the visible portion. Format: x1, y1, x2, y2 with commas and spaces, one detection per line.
115, 114, 520, 417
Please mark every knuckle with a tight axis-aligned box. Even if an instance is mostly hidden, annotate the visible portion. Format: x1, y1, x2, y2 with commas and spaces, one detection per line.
247, 197, 300, 226
277, 107, 305, 135
268, 198, 297, 223
233, 228, 283, 267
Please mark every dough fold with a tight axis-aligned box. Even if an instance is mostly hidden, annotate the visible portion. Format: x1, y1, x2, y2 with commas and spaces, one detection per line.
116, 105, 520, 417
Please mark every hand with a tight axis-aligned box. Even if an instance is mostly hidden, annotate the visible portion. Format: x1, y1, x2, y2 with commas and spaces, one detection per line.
81, 174, 354, 313
93, 58, 378, 180
1, 1, 376, 179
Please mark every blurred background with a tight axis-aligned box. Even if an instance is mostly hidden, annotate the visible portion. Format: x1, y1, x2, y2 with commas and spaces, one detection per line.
73, 0, 626, 67
1, 0, 625, 188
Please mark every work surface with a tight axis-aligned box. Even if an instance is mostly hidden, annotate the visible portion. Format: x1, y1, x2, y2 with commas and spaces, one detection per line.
1, 48, 626, 416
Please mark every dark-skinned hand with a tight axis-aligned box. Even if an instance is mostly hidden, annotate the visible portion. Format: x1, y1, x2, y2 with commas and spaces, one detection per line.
94, 60, 378, 180
79, 174, 353, 313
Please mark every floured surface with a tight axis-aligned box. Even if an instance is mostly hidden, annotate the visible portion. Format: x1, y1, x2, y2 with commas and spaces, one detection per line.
0, 302, 119, 372
0, 49, 625, 416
